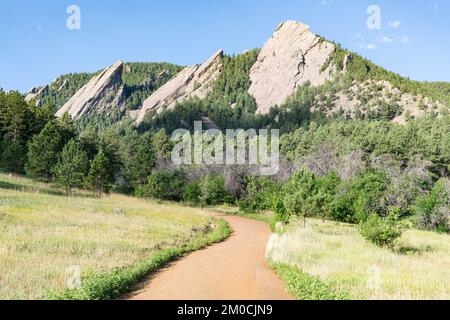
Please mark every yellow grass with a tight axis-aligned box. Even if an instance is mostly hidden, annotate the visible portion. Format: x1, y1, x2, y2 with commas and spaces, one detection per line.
0, 174, 210, 300
266, 218, 450, 300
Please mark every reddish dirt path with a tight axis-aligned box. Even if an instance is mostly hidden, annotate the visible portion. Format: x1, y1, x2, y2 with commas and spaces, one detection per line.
128, 214, 292, 300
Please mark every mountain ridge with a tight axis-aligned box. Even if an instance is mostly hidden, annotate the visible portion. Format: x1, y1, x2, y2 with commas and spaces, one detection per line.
24, 20, 450, 128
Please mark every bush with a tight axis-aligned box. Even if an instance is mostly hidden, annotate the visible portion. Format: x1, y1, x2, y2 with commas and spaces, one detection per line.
359, 212, 403, 248
332, 169, 389, 223
138, 170, 186, 201
273, 199, 290, 224
238, 176, 281, 214
198, 174, 230, 206
414, 179, 450, 233
183, 182, 202, 205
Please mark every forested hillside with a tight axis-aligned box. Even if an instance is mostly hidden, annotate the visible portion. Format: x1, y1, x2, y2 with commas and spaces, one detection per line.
28, 62, 183, 112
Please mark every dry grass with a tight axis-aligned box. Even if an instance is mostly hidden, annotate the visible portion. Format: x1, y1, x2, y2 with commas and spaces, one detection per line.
0, 174, 210, 300
266, 218, 450, 300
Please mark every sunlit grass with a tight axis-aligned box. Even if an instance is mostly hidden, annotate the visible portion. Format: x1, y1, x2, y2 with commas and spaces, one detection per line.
0, 174, 210, 300
266, 218, 450, 300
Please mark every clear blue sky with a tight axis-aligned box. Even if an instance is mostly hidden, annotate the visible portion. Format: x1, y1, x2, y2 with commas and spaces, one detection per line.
1, 0, 449, 93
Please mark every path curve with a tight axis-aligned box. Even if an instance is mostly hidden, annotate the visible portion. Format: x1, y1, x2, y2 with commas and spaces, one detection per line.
128, 214, 291, 300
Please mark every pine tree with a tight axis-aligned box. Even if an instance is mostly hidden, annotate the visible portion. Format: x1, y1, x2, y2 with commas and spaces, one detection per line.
25, 121, 64, 180
1, 137, 27, 173
0, 91, 35, 143
85, 150, 112, 196
53, 139, 88, 194
120, 130, 155, 188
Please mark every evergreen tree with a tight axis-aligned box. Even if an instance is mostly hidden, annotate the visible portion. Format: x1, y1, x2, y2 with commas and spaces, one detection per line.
152, 129, 173, 160
120, 130, 155, 189
53, 139, 88, 194
25, 121, 64, 180
0, 138, 27, 173
0, 91, 35, 143
85, 150, 112, 196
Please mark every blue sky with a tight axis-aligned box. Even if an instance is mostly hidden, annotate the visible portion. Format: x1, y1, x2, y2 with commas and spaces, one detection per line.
1, 0, 449, 92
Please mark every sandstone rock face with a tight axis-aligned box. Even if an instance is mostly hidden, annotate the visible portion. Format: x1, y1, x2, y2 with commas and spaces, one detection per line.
25, 85, 48, 103
249, 21, 335, 114
135, 50, 223, 124
56, 60, 125, 119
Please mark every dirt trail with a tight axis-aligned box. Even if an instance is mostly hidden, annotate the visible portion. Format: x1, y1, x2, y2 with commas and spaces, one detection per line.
128, 214, 292, 300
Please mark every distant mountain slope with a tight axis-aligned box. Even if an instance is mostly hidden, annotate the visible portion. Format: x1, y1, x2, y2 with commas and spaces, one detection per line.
24, 20, 450, 128
26, 62, 183, 119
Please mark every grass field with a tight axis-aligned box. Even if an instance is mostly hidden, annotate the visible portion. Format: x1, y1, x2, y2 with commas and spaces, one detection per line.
0, 174, 214, 300
266, 218, 450, 300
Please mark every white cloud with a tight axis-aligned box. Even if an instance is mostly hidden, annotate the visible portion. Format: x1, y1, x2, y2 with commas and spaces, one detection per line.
379, 36, 393, 43
361, 44, 377, 50
389, 21, 401, 29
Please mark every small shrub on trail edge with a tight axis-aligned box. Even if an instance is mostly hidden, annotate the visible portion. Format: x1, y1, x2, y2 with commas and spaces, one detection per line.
272, 264, 350, 300
46, 219, 231, 300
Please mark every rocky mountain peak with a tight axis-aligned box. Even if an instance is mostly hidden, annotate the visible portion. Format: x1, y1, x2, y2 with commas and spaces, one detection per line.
248, 20, 336, 114
134, 50, 223, 124
55, 60, 125, 119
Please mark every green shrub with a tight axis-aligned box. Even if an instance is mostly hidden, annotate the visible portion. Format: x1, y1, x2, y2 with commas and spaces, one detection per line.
271, 264, 350, 300
359, 212, 403, 248
199, 174, 229, 205
414, 179, 450, 233
137, 170, 186, 201
332, 169, 389, 223
183, 181, 202, 205
238, 176, 281, 214
273, 199, 290, 224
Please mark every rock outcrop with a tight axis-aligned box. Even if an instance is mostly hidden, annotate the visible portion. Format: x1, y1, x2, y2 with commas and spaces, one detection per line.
56, 60, 125, 119
25, 85, 48, 103
248, 21, 335, 114
135, 50, 223, 123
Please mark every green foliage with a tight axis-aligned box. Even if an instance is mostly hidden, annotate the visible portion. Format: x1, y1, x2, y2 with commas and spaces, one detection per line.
199, 174, 229, 206
0, 91, 36, 143
359, 211, 404, 248
25, 120, 73, 181
36, 73, 95, 108
120, 130, 155, 189
0, 138, 27, 173
122, 62, 183, 111
183, 181, 202, 205
47, 219, 231, 300
273, 199, 290, 224
53, 139, 88, 193
283, 169, 318, 224
138, 170, 186, 201
414, 179, 450, 233
333, 169, 389, 223
271, 264, 350, 300
238, 176, 281, 214
85, 150, 113, 195
328, 43, 450, 106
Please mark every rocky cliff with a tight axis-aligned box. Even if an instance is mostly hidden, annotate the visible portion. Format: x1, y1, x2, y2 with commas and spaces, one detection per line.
249, 21, 336, 114
56, 60, 125, 120
134, 50, 224, 123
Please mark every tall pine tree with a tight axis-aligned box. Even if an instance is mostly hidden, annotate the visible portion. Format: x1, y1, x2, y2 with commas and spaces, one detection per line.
53, 139, 88, 194
85, 150, 112, 196
25, 121, 64, 180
